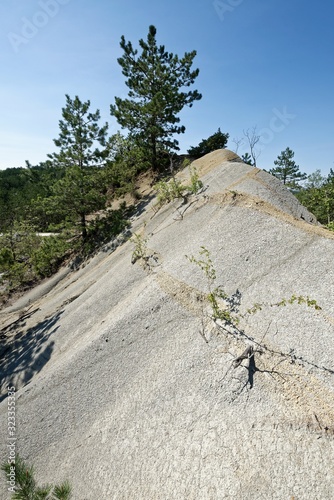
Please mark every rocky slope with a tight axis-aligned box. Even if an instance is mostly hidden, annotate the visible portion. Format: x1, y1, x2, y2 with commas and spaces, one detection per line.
1, 150, 334, 499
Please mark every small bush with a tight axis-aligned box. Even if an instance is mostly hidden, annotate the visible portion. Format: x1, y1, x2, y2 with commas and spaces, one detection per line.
187, 166, 203, 194
131, 233, 148, 264
187, 246, 235, 324
32, 235, 72, 277
82, 208, 130, 255
155, 178, 187, 206
0, 226, 40, 292
181, 158, 191, 169
154, 166, 203, 208
326, 221, 334, 232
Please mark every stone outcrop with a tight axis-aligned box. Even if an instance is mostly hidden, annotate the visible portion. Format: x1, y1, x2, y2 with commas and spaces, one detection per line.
1, 150, 333, 499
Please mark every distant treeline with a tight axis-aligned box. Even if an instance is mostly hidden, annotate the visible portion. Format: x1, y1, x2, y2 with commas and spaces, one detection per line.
1, 24, 333, 303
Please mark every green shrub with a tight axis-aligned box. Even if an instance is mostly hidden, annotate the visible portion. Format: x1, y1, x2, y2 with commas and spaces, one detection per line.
181, 158, 191, 168
155, 178, 187, 206
188, 247, 322, 330
131, 233, 148, 264
187, 246, 235, 324
154, 166, 203, 207
326, 221, 334, 232
32, 235, 72, 277
0, 226, 40, 292
0, 247, 14, 268
187, 166, 203, 194
82, 208, 130, 255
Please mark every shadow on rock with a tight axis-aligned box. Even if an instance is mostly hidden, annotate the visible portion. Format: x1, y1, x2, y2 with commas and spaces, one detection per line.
0, 310, 64, 402
131, 193, 156, 219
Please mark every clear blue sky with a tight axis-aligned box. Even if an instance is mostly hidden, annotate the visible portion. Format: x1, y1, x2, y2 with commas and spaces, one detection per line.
0, 0, 333, 175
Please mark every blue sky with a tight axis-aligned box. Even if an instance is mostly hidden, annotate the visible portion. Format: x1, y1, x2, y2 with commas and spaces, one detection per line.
0, 0, 333, 175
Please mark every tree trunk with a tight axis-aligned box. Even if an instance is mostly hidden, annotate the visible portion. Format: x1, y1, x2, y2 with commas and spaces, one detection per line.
80, 212, 87, 240
151, 135, 158, 171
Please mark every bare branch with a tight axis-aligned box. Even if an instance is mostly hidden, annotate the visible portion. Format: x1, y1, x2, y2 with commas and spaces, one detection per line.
231, 137, 244, 154
243, 126, 261, 167
233, 345, 254, 368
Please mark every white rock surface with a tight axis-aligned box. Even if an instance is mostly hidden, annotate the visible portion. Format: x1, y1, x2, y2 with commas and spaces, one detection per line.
1, 150, 334, 499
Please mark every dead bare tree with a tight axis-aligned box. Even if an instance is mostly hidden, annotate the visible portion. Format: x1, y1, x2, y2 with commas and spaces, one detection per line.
231, 137, 244, 154
243, 126, 261, 167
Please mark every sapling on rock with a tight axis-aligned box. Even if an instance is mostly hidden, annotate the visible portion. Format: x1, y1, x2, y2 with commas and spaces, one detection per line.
1, 454, 72, 499
187, 246, 328, 396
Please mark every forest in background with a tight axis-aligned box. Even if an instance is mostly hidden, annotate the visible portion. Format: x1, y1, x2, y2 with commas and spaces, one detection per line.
1, 136, 333, 306
1, 24, 333, 305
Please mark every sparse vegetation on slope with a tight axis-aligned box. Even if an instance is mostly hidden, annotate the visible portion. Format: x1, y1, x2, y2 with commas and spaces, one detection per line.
154, 165, 203, 208
187, 246, 328, 389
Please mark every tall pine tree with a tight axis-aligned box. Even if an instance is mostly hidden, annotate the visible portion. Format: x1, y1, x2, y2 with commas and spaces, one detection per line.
49, 95, 109, 239
110, 25, 202, 171
269, 147, 306, 189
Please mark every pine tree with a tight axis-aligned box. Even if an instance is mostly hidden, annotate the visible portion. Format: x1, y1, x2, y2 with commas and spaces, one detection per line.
187, 128, 229, 158
241, 152, 254, 165
1, 454, 71, 499
110, 25, 202, 171
296, 171, 334, 226
269, 147, 306, 188
49, 95, 109, 239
